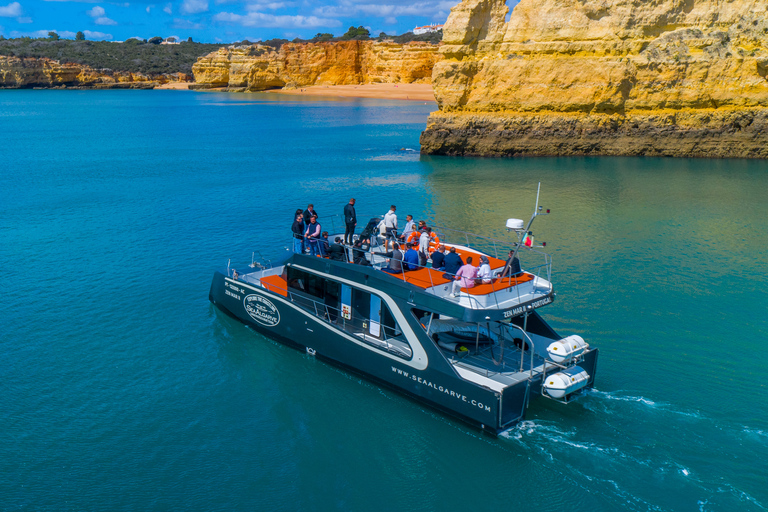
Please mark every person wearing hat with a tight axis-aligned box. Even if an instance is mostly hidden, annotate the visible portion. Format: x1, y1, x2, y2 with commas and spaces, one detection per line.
402, 241, 420, 271
477, 255, 493, 284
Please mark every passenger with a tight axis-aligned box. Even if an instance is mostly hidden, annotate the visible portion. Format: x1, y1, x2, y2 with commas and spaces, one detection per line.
328, 237, 347, 261
431, 245, 446, 270
291, 213, 305, 254
497, 249, 522, 278
381, 242, 405, 274
418, 227, 431, 267
450, 256, 477, 297
343, 198, 357, 245
319, 231, 330, 256
353, 240, 371, 266
442, 246, 464, 280
295, 209, 306, 253
304, 215, 322, 257
403, 241, 420, 271
303, 203, 319, 225
383, 205, 398, 251
400, 215, 416, 241
477, 255, 493, 284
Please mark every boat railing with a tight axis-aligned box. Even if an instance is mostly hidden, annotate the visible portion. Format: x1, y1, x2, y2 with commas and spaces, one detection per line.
430, 224, 552, 283
246, 274, 412, 358
369, 252, 551, 311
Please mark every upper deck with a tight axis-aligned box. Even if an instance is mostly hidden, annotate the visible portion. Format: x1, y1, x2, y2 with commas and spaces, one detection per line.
236, 215, 555, 321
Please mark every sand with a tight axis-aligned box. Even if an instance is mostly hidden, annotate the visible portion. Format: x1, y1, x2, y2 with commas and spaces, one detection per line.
273, 83, 435, 102
155, 82, 193, 90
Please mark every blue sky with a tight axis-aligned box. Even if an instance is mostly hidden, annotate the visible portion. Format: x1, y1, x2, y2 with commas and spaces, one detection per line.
0, 0, 459, 42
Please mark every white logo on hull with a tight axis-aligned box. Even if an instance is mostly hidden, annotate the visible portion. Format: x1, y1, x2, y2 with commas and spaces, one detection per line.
244, 294, 280, 327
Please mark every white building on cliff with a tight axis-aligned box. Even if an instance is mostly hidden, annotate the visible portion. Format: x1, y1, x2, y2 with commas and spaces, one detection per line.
413, 23, 444, 35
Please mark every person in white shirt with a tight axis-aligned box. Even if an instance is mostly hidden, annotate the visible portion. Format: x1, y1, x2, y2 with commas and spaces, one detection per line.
477, 255, 493, 284
400, 215, 416, 242
383, 205, 398, 251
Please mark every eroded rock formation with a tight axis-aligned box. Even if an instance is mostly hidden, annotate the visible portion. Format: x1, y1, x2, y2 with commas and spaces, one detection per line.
191, 40, 441, 91
0, 56, 191, 89
420, 0, 768, 158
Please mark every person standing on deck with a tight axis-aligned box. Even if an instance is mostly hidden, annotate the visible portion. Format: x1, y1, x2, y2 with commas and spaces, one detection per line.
305, 215, 322, 256
383, 205, 398, 252
291, 213, 304, 254
303, 204, 319, 225
450, 256, 477, 297
343, 198, 357, 245
418, 227, 431, 267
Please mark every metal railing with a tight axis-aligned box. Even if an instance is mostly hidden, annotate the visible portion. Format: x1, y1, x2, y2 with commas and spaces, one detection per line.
247, 273, 412, 358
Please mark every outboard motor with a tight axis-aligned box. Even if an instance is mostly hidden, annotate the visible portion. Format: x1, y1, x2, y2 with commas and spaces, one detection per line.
543, 365, 590, 399
547, 335, 589, 363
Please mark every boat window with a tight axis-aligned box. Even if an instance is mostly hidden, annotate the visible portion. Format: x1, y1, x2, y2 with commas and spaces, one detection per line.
285, 272, 412, 358
287, 267, 325, 299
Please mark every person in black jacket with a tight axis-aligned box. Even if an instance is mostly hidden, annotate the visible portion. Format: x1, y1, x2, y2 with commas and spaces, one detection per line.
329, 237, 348, 261
498, 249, 522, 278
303, 204, 319, 225
442, 246, 464, 279
343, 198, 356, 245
291, 214, 305, 253
431, 245, 446, 270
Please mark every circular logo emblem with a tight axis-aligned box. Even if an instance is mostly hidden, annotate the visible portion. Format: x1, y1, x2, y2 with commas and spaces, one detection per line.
243, 294, 280, 327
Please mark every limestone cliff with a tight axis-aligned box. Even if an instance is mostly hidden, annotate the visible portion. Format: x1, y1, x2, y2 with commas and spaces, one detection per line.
0, 56, 191, 89
191, 41, 441, 91
420, 0, 768, 158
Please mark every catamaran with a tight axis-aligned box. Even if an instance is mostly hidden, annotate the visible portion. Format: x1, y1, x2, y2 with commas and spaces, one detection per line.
209, 185, 598, 434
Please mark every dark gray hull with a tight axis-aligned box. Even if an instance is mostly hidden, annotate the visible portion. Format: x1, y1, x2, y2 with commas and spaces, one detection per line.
209, 269, 598, 434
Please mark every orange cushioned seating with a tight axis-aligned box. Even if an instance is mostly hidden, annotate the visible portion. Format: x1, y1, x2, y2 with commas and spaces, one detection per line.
461, 272, 535, 295
402, 267, 452, 289
260, 274, 288, 297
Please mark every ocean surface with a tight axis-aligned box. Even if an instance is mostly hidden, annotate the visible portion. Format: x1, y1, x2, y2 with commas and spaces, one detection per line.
1, 89, 767, 512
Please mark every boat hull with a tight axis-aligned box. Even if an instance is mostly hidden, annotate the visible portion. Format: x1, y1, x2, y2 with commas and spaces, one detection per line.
209, 270, 597, 434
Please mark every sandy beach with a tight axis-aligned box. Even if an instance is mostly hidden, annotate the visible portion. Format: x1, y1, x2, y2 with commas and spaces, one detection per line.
273, 83, 435, 102
155, 82, 193, 90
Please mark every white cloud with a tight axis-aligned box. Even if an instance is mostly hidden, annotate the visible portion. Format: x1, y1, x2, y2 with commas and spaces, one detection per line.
244, 1, 291, 10
313, 1, 453, 19
17, 15, 31, 22
0, 2, 23, 17
180, 0, 207, 14
11, 29, 75, 37
145, 5, 150, 12
213, 11, 340, 28
87, 5, 117, 24
83, 29, 112, 39
163, 2, 171, 13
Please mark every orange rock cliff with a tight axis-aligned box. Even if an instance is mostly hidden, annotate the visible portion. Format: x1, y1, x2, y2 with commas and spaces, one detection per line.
191, 40, 442, 90
419, 0, 768, 158
0, 56, 191, 88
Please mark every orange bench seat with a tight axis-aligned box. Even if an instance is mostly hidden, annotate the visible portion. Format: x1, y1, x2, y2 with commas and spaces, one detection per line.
260, 274, 288, 297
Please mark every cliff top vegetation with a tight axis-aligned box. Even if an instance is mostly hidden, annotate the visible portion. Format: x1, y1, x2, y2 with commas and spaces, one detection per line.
0, 29, 442, 75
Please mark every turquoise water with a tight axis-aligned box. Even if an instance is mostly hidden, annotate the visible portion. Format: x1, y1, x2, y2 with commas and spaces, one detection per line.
2, 90, 767, 511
